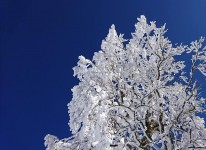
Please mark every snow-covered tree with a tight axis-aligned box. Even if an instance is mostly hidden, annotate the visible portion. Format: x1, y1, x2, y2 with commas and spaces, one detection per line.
45, 16, 206, 150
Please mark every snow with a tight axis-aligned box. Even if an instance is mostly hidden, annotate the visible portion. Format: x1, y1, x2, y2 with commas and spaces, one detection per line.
45, 15, 206, 150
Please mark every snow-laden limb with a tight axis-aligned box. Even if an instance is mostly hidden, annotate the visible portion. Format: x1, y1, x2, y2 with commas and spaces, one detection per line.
45, 15, 206, 150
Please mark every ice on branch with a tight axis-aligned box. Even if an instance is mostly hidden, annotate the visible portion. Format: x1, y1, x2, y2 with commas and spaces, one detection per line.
45, 15, 206, 150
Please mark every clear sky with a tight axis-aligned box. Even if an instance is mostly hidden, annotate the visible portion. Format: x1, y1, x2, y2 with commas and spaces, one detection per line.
1, 0, 206, 149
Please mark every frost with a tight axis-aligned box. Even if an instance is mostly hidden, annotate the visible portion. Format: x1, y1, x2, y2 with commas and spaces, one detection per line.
45, 16, 206, 150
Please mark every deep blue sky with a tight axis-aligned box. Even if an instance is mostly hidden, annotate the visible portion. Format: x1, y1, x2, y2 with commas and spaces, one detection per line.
1, 0, 206, 149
